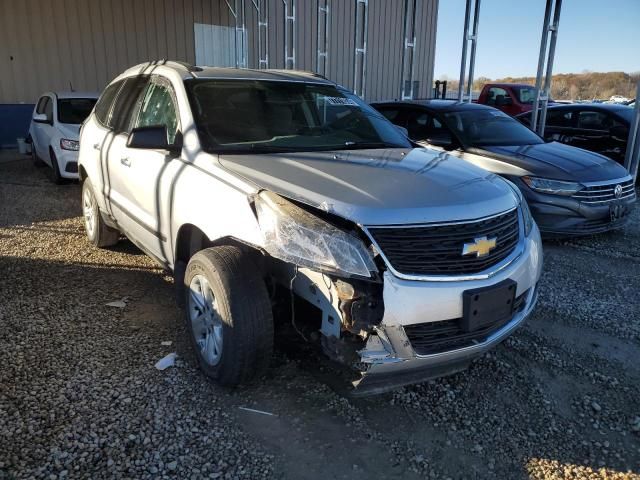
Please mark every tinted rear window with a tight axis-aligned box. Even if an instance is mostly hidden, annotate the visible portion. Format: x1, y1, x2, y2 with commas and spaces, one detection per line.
95, 81, 123, 127
57, 98, 97, 124
109, 76, 149, 133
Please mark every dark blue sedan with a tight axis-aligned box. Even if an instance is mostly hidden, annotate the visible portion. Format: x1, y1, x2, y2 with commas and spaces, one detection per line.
372, 100, 636, 236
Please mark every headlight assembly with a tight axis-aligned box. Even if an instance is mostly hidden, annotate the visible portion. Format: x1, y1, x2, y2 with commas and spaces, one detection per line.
522, 176, 582, 196
60, 138, 79, 151
520, 196, 534, 237
255, 191, 377, 278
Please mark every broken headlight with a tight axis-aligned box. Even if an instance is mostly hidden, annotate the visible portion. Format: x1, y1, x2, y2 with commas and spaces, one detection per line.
255, 191, 377, 278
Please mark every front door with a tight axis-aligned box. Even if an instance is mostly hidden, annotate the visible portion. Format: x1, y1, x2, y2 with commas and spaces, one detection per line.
33, 96, 54, 161
116, 77, 183, 263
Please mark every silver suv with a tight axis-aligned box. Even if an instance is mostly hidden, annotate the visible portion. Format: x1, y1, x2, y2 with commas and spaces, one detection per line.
78, 62, 543, 395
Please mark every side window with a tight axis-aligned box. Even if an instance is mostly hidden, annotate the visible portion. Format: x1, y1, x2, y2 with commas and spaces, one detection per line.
405, 110, 430, 139
43, 97, 53, 122
95, 81, 123, 128
577, 110, 614, 131
487, 87, 512, 106
36, 96, 49, 114
404, 110, 446, 140
546, 110, 574, 127
133, 80, 179, 143
379, 108, 401, 122
109, 76, 150, 133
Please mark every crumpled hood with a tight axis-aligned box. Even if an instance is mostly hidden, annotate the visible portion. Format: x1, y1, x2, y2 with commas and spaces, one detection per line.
218, 148, 518, 225
479, 142, 629, 182
57, 123, 81, 140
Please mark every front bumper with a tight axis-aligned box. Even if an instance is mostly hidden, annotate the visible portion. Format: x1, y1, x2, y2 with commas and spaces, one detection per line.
520, 183, 636, 237
52, 147, 79, 179
351, 226, 543, 396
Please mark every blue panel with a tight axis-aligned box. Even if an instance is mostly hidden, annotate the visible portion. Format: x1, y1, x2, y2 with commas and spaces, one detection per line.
0, 104, 35, 148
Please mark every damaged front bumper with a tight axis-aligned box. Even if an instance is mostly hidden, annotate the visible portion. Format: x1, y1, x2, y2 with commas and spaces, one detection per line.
351, 227, 543, 396
290, 225, 543, 396
352, 286, 538, 396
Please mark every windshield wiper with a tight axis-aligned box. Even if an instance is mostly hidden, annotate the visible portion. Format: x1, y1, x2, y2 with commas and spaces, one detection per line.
338, 142, 405, 150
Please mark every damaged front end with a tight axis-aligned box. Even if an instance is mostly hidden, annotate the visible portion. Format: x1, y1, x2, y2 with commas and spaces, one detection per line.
252, 190, 542, 396
253, 190, 402, 390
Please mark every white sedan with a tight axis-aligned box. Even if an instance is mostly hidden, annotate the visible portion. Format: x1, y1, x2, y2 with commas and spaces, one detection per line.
28, 91, 99, 183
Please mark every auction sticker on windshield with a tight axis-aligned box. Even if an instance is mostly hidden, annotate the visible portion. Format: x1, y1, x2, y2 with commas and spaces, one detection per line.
325, 97, 359, 106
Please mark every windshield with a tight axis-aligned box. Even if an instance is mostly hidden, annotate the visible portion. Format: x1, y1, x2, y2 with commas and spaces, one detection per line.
185, 79, 410, 153
443, 109, 544, 147
57, 98, 97, 124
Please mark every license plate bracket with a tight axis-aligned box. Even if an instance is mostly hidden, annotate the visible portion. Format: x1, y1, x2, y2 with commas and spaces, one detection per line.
462, 279, 517, 333
610, 202, 628, 222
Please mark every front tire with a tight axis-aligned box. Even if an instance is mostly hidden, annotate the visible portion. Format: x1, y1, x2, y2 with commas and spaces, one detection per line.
82, 180, 120, 248
49, 148, 64, 184
184, 246, 273, 386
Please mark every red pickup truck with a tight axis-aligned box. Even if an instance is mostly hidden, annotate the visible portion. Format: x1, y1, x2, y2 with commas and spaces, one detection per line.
475, 83, 547, 116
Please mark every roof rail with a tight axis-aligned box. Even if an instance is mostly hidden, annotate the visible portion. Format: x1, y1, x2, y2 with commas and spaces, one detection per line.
153, 59, 203, 73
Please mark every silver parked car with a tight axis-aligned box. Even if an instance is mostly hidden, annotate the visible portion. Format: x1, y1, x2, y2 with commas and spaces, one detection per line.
78, 61, 543, 395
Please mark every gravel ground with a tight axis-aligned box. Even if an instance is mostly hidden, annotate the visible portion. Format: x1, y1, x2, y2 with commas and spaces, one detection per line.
1, 152, 639, 479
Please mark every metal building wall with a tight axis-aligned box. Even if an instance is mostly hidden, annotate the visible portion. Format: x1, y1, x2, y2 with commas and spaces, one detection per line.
0, 0, 438, 104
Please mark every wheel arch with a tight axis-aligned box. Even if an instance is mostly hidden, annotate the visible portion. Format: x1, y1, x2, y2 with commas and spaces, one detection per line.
173, 224, 265, 307
174, 223, 263, 266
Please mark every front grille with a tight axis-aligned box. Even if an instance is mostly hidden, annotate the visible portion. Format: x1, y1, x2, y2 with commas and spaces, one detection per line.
367, 209, 520, 276
404, 290, 528, 356
572, 179, 635, 204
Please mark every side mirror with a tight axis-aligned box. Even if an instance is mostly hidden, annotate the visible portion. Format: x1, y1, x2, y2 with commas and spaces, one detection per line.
610, 125, 628, 139
127, 125, 181, 153
33, 113, 48, 123
395, 125, 409, 137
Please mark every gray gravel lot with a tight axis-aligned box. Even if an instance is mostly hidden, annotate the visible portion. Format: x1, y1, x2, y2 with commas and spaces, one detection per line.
1, 152, 639, 479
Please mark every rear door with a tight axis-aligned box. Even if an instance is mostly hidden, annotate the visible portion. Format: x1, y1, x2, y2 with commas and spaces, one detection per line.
111, 76, 183, 262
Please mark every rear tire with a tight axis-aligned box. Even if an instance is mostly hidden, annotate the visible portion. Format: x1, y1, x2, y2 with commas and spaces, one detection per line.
29, 137, 45, 167
82, 179, 120, 248
184, 246, 273, 386
49, 148, 64, 184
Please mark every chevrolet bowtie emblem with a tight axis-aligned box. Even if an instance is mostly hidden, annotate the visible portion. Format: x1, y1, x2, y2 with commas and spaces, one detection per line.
462, 236, 497, 258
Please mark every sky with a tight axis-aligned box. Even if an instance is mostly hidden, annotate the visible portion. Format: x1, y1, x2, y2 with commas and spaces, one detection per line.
434, 0, 640, 80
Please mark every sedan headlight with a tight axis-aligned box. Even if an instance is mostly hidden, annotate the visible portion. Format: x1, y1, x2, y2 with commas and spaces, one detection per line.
522, 176, 582, 196
60, 138, 79, 151
255, 191, 377, 278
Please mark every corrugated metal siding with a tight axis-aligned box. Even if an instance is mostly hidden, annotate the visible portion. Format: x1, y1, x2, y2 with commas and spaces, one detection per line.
0, 0, 438, 104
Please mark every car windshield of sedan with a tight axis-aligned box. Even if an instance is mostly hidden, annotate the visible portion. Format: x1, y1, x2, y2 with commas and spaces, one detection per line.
185, 79, 410, 153
443, 109, 544, 147
57, 98, 97, 124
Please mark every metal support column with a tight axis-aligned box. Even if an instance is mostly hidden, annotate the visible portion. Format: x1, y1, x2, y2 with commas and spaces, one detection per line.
225, 0, 247, 68
457, 0, 480, 102
282, 0, 296, 69
531, 0, 562, 135
251, 0, 269, 68
401, 0, 418, 100
624, 81, 640, 182
316, 0, 330, 76
353, 0, 368, 98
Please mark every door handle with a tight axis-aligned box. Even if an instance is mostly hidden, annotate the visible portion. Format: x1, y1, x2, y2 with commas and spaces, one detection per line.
120, 157, 131, 167
93, 143, 101, 151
